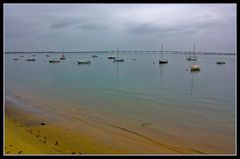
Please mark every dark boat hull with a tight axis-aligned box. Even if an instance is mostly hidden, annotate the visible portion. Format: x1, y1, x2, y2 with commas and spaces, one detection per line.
113, 59, 124, 62
216, 61, 226, 64
159, 60, 168, 64
187, 57, 197, 61
49, 60, 60, 63
27, 59, 36, 61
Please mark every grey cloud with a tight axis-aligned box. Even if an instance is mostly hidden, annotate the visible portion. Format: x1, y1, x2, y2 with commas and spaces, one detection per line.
4, 4, 236, 52
126, 22, 162, 34
201, 14, 212, 18
126, 22, 189, 35
126, 16, 221, 36
50, 21, 75, 29
5, 15, 42, 38
75, 23, 109, 30
50, 19, 82, 29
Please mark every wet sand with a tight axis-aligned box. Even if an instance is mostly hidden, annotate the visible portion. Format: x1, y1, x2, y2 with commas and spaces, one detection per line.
4, 93, 235, 155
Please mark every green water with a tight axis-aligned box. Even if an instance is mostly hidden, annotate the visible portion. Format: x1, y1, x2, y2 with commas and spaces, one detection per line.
5, 52, 235, 152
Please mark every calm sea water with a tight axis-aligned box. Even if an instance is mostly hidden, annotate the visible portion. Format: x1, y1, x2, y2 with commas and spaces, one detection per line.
5, 52, 236, 152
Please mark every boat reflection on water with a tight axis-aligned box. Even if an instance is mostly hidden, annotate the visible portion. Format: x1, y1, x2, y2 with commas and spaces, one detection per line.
190, 70, 200, 95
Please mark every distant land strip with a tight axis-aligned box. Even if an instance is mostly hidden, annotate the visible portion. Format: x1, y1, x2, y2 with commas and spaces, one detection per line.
4, 51, 235, 55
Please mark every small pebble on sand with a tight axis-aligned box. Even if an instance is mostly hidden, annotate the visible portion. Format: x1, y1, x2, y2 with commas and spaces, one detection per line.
41, 122, 46, 125
18, 151, 23, 154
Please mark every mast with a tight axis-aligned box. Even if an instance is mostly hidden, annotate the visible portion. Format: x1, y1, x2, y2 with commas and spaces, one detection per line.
161, 43, 163, 60
193, 41, 195, 56
192, 42, 195, 66
117, 45, 119, 59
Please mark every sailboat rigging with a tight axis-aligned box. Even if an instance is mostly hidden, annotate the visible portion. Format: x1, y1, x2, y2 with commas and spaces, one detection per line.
159, 43, 168, 64
187, 42, 197, 61
13, 48, 19, 60
190, 42, 200, 71
113, 45, 124, 62
60, 48, 66, 60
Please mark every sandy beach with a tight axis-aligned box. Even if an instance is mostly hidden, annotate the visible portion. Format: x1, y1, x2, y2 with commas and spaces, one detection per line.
4, 92, 234, 155
5, 96, 130, 154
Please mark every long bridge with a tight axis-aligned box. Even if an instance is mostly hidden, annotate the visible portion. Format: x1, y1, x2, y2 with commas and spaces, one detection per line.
4, 50, 235, 55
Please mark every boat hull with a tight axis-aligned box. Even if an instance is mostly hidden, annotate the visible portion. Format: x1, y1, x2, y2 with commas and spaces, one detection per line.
77, 60, 91, 64
49, 60, 60, 63
191, 65, 200, 71
159, 60, 168, 64
187, 57, 197, 61
113, 59, 124, 62
216, 61, 226, 64
27, 59, 36, 61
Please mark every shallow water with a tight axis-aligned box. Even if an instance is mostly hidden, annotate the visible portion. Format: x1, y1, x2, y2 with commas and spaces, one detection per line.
5, 52, 236, 153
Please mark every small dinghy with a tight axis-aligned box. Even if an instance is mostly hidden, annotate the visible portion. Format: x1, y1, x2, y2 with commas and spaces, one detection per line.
60, 56, 66, 60
159, 59, 168, 64
49, 59, 60, 63
113, 59, 124, 62
108, 56, 116, 59
27, 58, 36, 61
216, 61, 226, 64
187, 57, 197, 61
77, 60, 91, 64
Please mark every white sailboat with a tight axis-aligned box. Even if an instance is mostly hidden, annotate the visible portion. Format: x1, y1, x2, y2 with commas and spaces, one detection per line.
187, 49, 197, 61
216, 57, 226, 64
113, 45, 124, 62
159, 43, 168, 64
190, 42, 200, 71
60, 48, 66, 60
13, 48, 19, 60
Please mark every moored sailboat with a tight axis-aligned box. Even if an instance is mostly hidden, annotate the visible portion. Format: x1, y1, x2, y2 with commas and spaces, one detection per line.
159, 43, 168, 64
113, 45, 124, 62
77, 60, 91, 64
190, 42, 200, 72
49, 59, 60, 63
60, 48, 66, 60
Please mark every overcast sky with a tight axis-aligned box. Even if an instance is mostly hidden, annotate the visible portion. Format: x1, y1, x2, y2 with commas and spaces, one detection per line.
4, 4, 236, 52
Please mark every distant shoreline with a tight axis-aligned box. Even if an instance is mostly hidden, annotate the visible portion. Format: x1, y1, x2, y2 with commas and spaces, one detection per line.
4, 51, 235, 56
